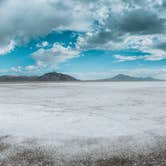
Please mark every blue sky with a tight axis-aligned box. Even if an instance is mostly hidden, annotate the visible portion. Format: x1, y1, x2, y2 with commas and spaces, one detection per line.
0, 0, 166, 79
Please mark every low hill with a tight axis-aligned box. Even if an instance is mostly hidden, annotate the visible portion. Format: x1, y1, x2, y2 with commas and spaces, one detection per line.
0, 72, 78, 82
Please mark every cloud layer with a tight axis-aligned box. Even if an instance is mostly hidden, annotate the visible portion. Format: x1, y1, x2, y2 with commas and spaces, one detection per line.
75, 0, 166, 61
1, 0, 166, 74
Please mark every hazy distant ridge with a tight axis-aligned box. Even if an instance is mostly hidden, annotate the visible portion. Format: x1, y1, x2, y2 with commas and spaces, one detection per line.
99, 74, 161, 81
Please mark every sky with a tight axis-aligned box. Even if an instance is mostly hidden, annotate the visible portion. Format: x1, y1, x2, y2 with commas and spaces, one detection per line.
0, 0, 166, 80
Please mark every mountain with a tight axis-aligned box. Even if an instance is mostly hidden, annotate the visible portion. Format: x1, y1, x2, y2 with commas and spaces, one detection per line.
38, 72, 77, 81
100, 74, 161, 81
0, 72, 78, 82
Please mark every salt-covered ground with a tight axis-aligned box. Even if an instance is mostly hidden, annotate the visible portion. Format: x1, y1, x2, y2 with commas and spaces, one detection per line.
0, 82, 166, 160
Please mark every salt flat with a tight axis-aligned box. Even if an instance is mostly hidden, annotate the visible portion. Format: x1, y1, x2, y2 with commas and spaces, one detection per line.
0, 82, 166, 155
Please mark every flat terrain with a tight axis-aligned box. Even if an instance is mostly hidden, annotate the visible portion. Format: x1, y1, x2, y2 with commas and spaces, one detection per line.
0, 82, 166, 165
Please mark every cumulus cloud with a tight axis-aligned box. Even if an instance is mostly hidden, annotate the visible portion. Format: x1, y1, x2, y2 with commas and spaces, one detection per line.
32, 43, 80, 69
75, 0, 166, 61
0, 0, 95, 50
77, 7, 166, 46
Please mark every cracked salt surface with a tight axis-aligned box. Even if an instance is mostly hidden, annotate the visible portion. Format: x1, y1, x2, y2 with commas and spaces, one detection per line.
0, 82, 166, 154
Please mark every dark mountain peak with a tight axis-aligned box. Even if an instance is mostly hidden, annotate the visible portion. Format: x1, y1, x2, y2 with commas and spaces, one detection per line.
39, 72, 77, 81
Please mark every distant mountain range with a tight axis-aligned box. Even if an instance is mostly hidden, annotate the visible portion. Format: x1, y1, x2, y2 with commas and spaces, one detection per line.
0, 72, 78, 82
96, 74, 162, 81
0, 72, 163, 82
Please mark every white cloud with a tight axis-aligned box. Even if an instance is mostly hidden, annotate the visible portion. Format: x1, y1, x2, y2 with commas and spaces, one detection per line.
36, 41, 49, 48
114, 50, 166, 62
114, 55, 143, 61
32, 43, 80, 68
144, 49, 166, 61
25, 65, 39, 71
0, 40, 15, 55
42, 41, 49, 47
